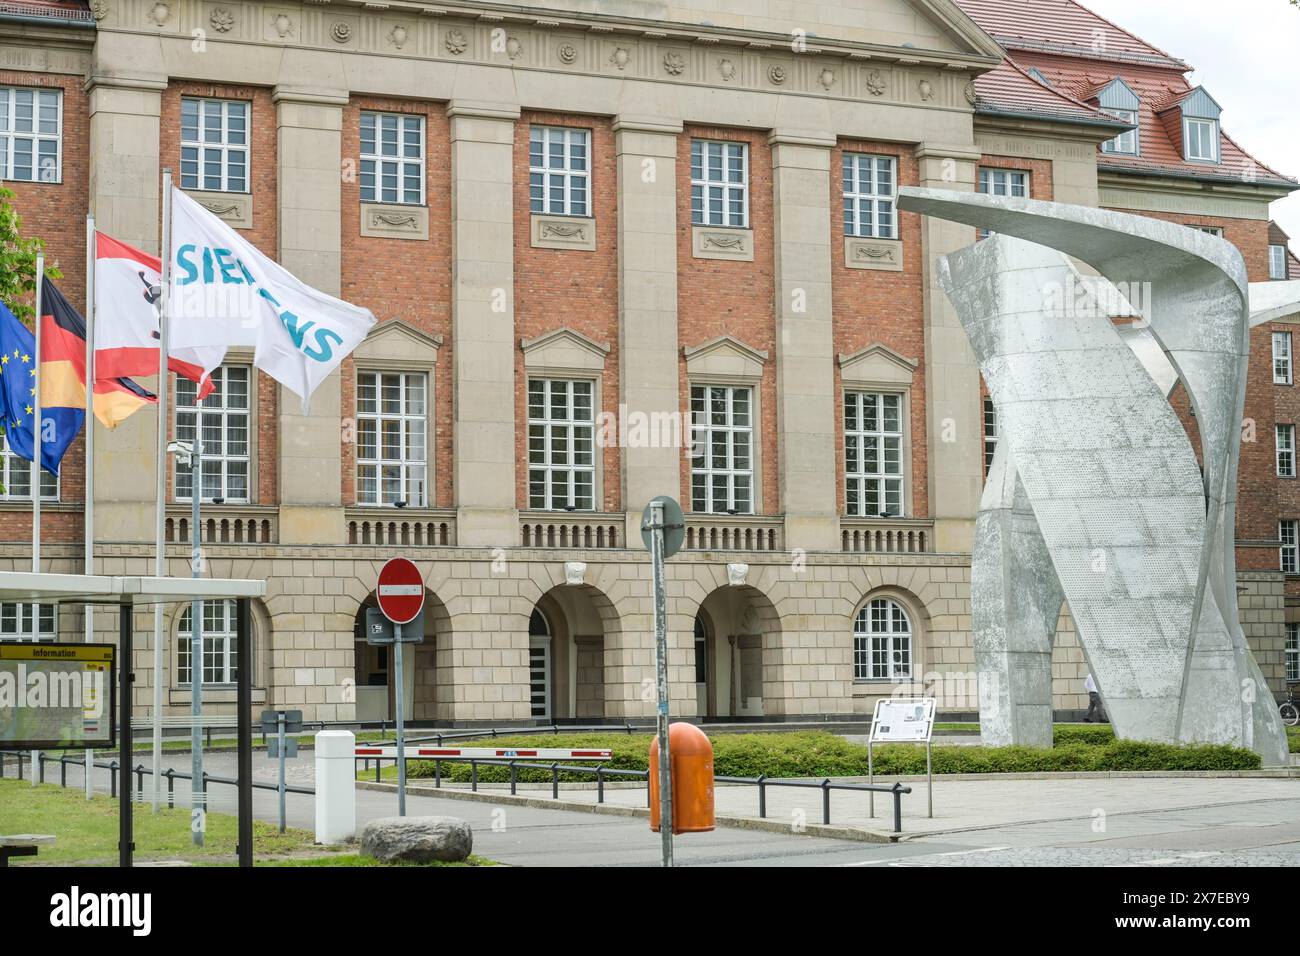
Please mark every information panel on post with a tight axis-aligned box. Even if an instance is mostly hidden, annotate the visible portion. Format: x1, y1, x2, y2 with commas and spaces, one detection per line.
870, 697, 936, 743
0, 643, 115, 749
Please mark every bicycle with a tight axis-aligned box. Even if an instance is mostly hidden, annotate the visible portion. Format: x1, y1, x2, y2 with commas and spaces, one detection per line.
1282, 686, 1299, 727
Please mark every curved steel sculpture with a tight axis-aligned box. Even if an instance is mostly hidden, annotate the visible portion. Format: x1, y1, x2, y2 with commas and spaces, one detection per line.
897, 186, 1293, 765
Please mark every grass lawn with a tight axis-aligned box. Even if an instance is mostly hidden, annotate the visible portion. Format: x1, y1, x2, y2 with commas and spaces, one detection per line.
1289, 727, 1300, 753
0, 779, 488, 867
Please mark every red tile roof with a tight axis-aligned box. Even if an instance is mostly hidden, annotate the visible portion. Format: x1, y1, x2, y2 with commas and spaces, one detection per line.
959, 0, 1297, 191
954, 0, 1188, 68
972, 58, 1128, 129
0, 0, 92, 22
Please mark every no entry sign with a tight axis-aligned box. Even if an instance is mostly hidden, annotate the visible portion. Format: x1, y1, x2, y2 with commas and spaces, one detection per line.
377, 557, 424, 625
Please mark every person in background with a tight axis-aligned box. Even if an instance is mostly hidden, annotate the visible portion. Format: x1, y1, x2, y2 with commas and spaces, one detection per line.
1083, 672, 1107, 723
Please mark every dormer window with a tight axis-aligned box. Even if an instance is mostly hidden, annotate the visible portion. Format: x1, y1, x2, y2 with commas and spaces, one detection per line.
1094, 78, 1140, 157
1272, 245, 1289, 281
1184, 117, 1219, 163
1027, 67, 1051, 87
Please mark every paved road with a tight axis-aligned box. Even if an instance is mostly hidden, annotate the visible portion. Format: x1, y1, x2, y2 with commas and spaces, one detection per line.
32, 752, 1300, 866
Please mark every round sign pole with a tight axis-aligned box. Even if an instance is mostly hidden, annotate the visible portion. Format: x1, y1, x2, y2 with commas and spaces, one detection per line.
650, 498, 673, 867
377, 558, 424, 817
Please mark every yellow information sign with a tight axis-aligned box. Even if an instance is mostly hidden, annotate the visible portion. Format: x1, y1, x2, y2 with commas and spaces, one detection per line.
0, 643, 115, 749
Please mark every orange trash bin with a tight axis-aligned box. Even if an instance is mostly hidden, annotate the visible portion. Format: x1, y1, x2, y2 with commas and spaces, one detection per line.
649, 722, 715, 834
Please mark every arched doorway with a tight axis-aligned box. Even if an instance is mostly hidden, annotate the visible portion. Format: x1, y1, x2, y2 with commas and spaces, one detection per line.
351, 589, 448, 723
530, 584, 615, 723
695, 585, 780, 719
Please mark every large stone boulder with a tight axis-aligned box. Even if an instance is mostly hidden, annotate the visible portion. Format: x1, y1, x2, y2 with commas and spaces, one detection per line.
360, 816, 473, 864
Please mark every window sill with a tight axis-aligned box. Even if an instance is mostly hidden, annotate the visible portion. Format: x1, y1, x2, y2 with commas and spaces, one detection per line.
168, 687, 266, 706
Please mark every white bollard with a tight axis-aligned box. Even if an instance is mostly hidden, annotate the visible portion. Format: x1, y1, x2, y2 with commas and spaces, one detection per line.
315, 730, 356, 845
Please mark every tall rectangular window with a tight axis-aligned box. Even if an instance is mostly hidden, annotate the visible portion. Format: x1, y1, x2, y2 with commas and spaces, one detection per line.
1282, 520, 1299, 574
1101, 109, 1138, 155
1279, 425, 1296, 478
357, 371, 428, 507
527, 379, 595, 511
177, 600, 238, 686
180, 97, 248, 192
0, 86, 61, 183
0, 432, 57, 501
690, 384, 753, 514
360, 111, 424, 205
844, 392, 904, 517
842, 153, 896, 239
1271, 245, 1289, 281
1184, 117, 1218, 163
690, 140, 748, 228
0, 602, 55, 641
983, 397, 998, 477
529, 126, 589, 216
1287, 622, 1299, 681
175, 366, 250, 502
1274, 332, 1293, 384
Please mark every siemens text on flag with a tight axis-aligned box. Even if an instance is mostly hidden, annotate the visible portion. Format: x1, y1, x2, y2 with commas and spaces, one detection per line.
167, 187, 376, 406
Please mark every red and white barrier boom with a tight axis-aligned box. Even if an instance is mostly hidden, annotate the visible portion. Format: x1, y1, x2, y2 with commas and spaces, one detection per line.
355, 745, 612, 761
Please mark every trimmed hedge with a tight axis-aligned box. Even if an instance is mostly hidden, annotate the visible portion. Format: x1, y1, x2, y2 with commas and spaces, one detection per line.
390, 729, 1259, 784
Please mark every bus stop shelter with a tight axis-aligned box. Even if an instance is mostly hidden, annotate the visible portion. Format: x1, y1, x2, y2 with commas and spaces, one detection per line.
0, 571, 266, 867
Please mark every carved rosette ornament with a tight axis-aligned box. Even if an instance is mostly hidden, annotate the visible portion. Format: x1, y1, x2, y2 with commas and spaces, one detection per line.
557, 42, 577, 65
210, 7, 234, 33
663, 52, 685, 75
865, 70, 886, 96
331, 21, 351, 43
445, 29, 468, 55
768, 64, 787, 84
964, 81, 977, 105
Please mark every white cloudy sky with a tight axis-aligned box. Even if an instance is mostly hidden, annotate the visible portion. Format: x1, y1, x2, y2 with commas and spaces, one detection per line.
1081, 0, 1300, 251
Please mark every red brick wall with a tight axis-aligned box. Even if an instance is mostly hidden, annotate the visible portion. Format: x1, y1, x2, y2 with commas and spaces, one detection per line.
160, 82, 279, 505
339, 95, 454, 509
831, 139, 929, 517
676, 126, 778, 515
512, 111, 621, 513
0, 70, 88, 544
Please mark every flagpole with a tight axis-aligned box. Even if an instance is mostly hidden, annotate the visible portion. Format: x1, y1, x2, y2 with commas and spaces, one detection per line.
31, 253, 44, 786
85, 216, 96, 799
151, 170, 173, 814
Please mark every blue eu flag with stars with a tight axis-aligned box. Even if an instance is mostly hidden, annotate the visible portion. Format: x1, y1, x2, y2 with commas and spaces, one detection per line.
0, 298, 80, 476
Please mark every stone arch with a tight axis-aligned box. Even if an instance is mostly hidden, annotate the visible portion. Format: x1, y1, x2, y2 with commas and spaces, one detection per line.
690, 582, 782, 719
351, 586, 450, 724
529, 581, 621, 723
166, 597, 272, 710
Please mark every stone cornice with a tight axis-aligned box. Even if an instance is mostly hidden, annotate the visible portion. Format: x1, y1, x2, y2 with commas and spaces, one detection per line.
85, 72, 168, 94
445, 100, 522, 121
271, 85, 351, 106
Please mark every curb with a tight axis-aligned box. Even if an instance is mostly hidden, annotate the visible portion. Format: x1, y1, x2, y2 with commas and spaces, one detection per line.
355, 780, 899, 844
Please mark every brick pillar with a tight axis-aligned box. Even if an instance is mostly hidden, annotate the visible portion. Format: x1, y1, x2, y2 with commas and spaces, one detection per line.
448, 102, 521, 548
914, 142, 982, 554
770, 131, 839, 553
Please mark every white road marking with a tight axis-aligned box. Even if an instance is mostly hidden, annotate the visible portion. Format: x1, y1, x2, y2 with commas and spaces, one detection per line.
838, 845, 1010, 866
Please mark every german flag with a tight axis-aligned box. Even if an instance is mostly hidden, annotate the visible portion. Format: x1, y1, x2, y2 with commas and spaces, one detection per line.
41, 280, 156, 429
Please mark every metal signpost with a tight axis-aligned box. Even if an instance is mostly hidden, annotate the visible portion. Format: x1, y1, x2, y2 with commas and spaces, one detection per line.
639, 495, 684, 868
375, 557, 425, 816
867, 696, 936, 818
261, 709, 303, 833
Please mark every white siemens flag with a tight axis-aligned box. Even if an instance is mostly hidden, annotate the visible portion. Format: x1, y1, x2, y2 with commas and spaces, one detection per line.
167, 186, 375, 406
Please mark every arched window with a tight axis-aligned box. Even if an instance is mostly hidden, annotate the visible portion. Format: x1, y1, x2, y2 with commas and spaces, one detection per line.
853, 598, 912, 681
178, 600, 241, 686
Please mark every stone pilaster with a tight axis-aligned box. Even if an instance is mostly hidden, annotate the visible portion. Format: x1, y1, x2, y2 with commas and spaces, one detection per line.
87, 75, 166, 545
914, 142, 982, 554
447, 102, 521, 547
614, 117, 683, 544
274, 89, 348, 546
770, 131, 839, 552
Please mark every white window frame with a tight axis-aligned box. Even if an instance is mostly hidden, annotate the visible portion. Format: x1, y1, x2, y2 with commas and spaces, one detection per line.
1282, 520, 1299, 574
1278, 424, 1296, 478
175, 365, 251, 504
0, 431, 58, 501
844, 391, 905, 517
1195, 225, 1223, 237
0, 86, 62, 184
690, 384, 754, 514
1287, 622, 1299, 682
1184, 117, 1219, 163
0, 602, 55, 642
528, 609, 551, 720
1271, 245, 1289, 281
360, 111, 425, 206
842, 153, 897, 239
180, 97, 249, 193
1274, 332, 1293, 385
1101, 109, 1138, 155
527, 378, 595, 511
854, 598, 913, 682
529, 125, 590, 217
977, 168, 1028, 238
984, 397, 998, 477
690, 139, 749, 228
177, 599, 239, 686
356, 370, 428, 508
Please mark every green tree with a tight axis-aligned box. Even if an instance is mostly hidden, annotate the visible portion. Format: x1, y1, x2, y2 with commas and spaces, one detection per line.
0, 184, 61, 324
